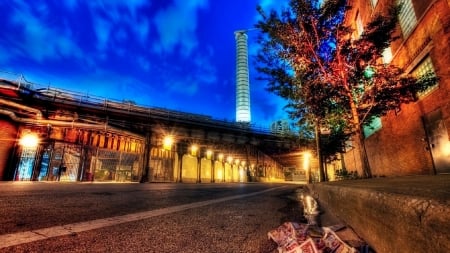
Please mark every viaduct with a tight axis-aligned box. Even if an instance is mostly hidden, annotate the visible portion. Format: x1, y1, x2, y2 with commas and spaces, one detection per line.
0, 77, 309, 183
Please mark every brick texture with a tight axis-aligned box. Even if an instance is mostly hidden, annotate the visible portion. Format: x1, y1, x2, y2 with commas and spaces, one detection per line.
342, 0, 450, 176
0, 119, 18, 180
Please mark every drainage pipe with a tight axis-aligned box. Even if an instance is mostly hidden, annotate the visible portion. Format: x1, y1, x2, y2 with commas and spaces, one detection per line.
0, 109, 142, 139
0, 98, 42, 119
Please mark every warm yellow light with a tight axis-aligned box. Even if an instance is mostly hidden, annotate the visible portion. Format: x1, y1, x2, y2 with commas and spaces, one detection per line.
191, 144, 198, 156
241, 161, 246, 165
235, 159, 240, 165
218, 153, 224, 161
227, 156, 233, 163
443, 142, 450, 156
303, 151, 311, 171
163, 136, 174, 150
206, 150, 213, 159
19, 133, 39, 148
239, 168, 245, 181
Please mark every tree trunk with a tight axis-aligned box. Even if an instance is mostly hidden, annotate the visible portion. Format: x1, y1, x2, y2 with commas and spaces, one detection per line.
356, 130, 372, 178
315, 120, 325, 182
349, 96, 372, 178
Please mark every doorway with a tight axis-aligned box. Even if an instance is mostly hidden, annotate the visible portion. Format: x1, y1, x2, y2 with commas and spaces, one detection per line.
423, 109, 450, 174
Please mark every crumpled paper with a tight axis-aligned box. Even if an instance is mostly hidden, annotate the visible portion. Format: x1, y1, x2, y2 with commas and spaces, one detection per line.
268, 222, 358, 253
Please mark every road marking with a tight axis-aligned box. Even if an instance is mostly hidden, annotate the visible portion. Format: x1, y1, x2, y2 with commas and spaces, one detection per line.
0, 186, 287, 249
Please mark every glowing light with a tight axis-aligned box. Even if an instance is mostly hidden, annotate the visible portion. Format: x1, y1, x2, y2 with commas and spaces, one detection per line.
191, 145, 198, 156
239, 168, 245, 182
303, 152, 311, 171
163, 136, 174, 150
19, 133, 39, 148
443, 142, 450, 156
235, 31, 251, 123
206, 150, 213, 159
227, 156, 233, 163
218, 153, 224, 161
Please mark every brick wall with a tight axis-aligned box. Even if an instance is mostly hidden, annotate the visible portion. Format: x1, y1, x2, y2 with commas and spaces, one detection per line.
0, 119, 18, 180
341, 0, 449, 176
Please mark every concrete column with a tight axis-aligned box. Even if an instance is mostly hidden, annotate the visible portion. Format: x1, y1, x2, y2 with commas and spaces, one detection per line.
140, 131, 151, 183
176, 142, 187, 183
210, 158, 215, 183
197, 156, 201, 183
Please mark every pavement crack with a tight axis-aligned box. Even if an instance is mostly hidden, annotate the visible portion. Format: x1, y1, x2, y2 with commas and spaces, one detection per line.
32, 230, 50, 238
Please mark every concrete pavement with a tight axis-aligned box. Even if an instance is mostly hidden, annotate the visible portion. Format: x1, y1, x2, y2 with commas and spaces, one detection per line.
304, 175, 450, 253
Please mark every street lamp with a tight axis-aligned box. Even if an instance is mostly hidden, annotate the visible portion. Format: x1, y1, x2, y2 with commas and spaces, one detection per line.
163, 135, 174, 150
206, 149, 213, 159
19, 133, 39, 148
190, 144, 198, 156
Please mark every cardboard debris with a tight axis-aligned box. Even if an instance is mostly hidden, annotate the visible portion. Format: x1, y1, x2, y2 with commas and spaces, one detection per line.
268, 222, 360, 253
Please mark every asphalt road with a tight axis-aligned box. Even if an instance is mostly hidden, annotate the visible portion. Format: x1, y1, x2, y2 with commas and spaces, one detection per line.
0, 182, 304, 252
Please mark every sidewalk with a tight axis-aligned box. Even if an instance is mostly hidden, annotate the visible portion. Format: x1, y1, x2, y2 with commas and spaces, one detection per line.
304, 174, 450, 253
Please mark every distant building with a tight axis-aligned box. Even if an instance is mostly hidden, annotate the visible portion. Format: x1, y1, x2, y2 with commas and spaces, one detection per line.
340, 0, 450, 176
271, 120, 291, 135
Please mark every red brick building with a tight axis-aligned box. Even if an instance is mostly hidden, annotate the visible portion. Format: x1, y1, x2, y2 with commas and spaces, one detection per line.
340, 0, 450, 177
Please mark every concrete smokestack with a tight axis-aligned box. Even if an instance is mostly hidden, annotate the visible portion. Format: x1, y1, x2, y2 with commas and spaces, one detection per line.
234, 31, 251, 123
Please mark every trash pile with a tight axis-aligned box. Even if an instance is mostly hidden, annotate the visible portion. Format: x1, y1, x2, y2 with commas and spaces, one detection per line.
267, 191, 369, 253
268, 222, 357, 253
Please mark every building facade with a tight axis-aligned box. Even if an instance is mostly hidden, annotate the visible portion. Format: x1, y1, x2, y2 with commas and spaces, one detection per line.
340, 0, 450, 177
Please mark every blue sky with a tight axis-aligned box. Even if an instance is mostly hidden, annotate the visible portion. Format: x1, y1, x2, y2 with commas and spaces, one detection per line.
0, 0, 289, 128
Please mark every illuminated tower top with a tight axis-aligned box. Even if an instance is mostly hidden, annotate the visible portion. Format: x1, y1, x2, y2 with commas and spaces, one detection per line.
234, 31, 251, 123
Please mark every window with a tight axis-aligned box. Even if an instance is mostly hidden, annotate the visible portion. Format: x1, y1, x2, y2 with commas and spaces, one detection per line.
398, 0, 417, 37
382, 47, 393, 64
413, 56, 438, 98
363, 116, 382, 138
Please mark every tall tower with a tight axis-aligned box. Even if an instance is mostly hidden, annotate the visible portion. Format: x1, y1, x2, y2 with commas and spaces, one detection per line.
234, 31, 251, 123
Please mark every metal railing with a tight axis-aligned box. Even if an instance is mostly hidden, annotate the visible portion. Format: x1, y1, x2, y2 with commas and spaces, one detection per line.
0, 71, 292, 136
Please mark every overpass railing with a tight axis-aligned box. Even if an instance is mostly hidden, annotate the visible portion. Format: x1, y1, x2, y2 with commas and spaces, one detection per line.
0, 72, 290, 136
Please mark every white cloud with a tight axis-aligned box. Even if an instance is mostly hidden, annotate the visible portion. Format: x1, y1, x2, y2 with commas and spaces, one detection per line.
134, 19, 150, 44
63, 0, 78, 10
87, 1, 151, 52
152, 0, 208, 57
93, 17, 112, 51
193, 55, 217, 85
169, 79, 198, 96
8, 1, 83, 62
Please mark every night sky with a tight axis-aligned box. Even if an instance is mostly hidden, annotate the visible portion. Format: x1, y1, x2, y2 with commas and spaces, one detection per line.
0, 0, 290, 128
